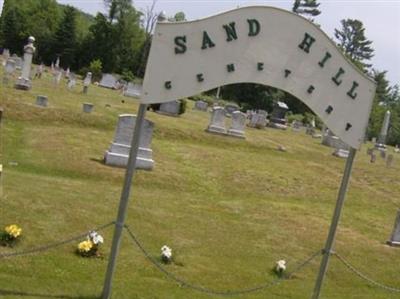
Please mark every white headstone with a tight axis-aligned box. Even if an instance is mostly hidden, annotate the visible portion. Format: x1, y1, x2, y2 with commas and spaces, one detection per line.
377, 110, 391, 145
228, 111, 246, 138
206, 106, 227, 134
15, 36, 35, 90
387, 209, 400, 247
104, 114, 154, 170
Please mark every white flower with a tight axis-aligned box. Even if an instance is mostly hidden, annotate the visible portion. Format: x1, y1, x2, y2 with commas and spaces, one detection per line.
161, 245, 172, 262
275, 260, 286, 273
88, 231, 104, 245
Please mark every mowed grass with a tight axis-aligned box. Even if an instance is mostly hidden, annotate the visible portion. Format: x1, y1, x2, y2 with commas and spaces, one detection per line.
1, 68, 400, 299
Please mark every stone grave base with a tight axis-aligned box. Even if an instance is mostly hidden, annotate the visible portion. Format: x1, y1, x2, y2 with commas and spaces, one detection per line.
155, 110, 179, 117
15, 78, 31, 90
206, 125, 227, 135
386, 240, 400, 247
268, 122, 288, 130
227, 129, 245, 139
332, 148, 350, 158
104, 143, 153, 170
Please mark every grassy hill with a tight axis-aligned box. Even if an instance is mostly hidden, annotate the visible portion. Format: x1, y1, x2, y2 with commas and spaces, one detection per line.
0, 68, 400, 299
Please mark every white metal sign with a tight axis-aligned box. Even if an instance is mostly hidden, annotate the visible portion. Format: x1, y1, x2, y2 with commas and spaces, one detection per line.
141, 6, 376, 149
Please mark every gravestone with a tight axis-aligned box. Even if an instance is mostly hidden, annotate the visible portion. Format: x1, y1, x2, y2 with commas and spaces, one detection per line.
158, 100, 180, 116
104, 114, 154, 170
83, 103, 94, 113
36, 95, 48, 107
380, 150, 386, 159
124, 83, 142, 97
322, 129, 350, 151
3, 58, 16, 85
12, 55, 22, 70
35, 64, 44, 79
83, 72, 92, 94
206, 106, 227, 134
292, 120, 302, 132
248, 111, 267, 129
228, 111, 246, 138
370, 152, 376, 163
371, 137, 377, 144
225, 103, 239, 116
2, 49, 10, 66
15, 36, 35, 90
387, 209, 400, 247
67, 74, 76, 90
0, 107, 3, 124
53, 70, 62, 85
99, 74, 118, 89
386, 154, 394, 168
269, 101, 288, 130
194, 100, 208, 111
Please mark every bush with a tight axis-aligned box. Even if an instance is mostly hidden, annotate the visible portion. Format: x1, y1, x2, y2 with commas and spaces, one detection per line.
287, 113, 304, 124
121, 69, 135, 82
89, 59, 102, 82
179, 99, 187, 115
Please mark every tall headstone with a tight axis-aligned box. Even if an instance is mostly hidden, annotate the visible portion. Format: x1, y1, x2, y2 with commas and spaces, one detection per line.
228, 111, 246, 138
387, 209, 400, 247
2, 49, 10, 66
377, 110, 391, 146
158, 100, 180, 116
15, 36, 35, 90
268, 101, 288, 130
386, 154, 394, 168
206, 106, 227, 134
248, 111, 267, 129
104, 114, 154, 170
83, 72, 92, 94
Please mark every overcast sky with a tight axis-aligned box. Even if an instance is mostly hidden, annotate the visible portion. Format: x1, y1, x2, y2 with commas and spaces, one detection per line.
1, 0, 399, 86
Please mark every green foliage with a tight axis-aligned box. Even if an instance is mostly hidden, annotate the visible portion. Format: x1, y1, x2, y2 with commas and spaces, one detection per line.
179, 99, 187, 115
121, 69, 135, 82
334, 19, 374, 71
292, 0, 321, 19
88, 59, 102, 81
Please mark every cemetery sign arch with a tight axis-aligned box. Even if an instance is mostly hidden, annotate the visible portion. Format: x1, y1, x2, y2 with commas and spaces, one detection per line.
102, 6, 376, 299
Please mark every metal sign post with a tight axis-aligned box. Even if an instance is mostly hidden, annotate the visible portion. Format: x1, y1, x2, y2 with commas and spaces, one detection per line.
102, 103, 148, 299
311, 147, 357, 299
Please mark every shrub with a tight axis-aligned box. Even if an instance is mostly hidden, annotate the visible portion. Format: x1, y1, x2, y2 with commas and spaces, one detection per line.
179, 99, 187, 115
89, 59, 102, 82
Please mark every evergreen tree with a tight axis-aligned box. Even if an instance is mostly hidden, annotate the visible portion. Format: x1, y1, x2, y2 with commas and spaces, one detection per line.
52, 6, 78, 68
0, 4, 26, 54
334, 19, 374, 70
292, 0, 321, 19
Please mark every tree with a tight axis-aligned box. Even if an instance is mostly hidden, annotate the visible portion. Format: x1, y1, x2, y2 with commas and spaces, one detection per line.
292, 0, 321, 20
52, 5, 78, 68
334, 19, 374, 71
0, 4, 26, 54
169, 11, 186, 22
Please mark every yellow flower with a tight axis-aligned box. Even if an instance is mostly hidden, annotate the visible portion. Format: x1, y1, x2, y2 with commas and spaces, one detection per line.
78, 240, 93, 252
5, 225, 22, 238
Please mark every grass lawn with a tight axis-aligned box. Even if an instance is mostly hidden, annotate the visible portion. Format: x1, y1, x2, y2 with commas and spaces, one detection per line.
1, 68, 400, 299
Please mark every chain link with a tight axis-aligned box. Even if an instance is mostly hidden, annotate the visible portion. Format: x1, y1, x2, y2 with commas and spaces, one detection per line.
334, 252, 400, 293
0, 221, 115, 259
124, 224, 322, 296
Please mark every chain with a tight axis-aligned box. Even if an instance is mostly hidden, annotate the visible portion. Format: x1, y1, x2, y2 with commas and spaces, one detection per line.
124, 224, 322, 296
0, 221, 115, 259
334, 252, 400, 293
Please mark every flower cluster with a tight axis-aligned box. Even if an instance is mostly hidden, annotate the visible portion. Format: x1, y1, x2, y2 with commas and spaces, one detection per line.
161, 245, 172, 263
275, 259, 286, 276
0, 224, 22, 247
77, 231, 104, 257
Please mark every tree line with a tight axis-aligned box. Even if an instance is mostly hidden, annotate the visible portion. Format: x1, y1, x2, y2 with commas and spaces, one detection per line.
0, 0, 399, 144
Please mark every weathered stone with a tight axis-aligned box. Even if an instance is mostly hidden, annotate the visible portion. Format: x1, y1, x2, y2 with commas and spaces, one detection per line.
332, 148, 350, 158
194, 100, 208, 111
269, 101, 288, 130
83, 103, 94, 113
104, 114, 154, 170
36, 95, 48, 107
225, 103, 239, 115
387, 210, 400, 247
386, 154, 394, 168
158, 100, 180, 116
15, 37, 35, 90
99, 74, 118, 89
377, 110, 391, 145
124, 83, 142, 97
83, 72, 92, 94
206, 106, 227, 134
227, 111, 246, 138
322, 129, 350, 150
248, 112, 267, 129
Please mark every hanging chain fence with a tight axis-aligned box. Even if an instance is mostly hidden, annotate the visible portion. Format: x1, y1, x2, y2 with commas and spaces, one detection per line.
0, 221, 115, 259
334, 252, 400, 293
124, 224, 322, 296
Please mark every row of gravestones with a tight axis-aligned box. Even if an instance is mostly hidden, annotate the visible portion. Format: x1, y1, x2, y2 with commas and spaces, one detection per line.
35, 95, 94, 113
206, 107, 246, 138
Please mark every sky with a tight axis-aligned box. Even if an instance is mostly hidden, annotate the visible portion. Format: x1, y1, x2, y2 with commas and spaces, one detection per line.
1, 0, 399, 86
